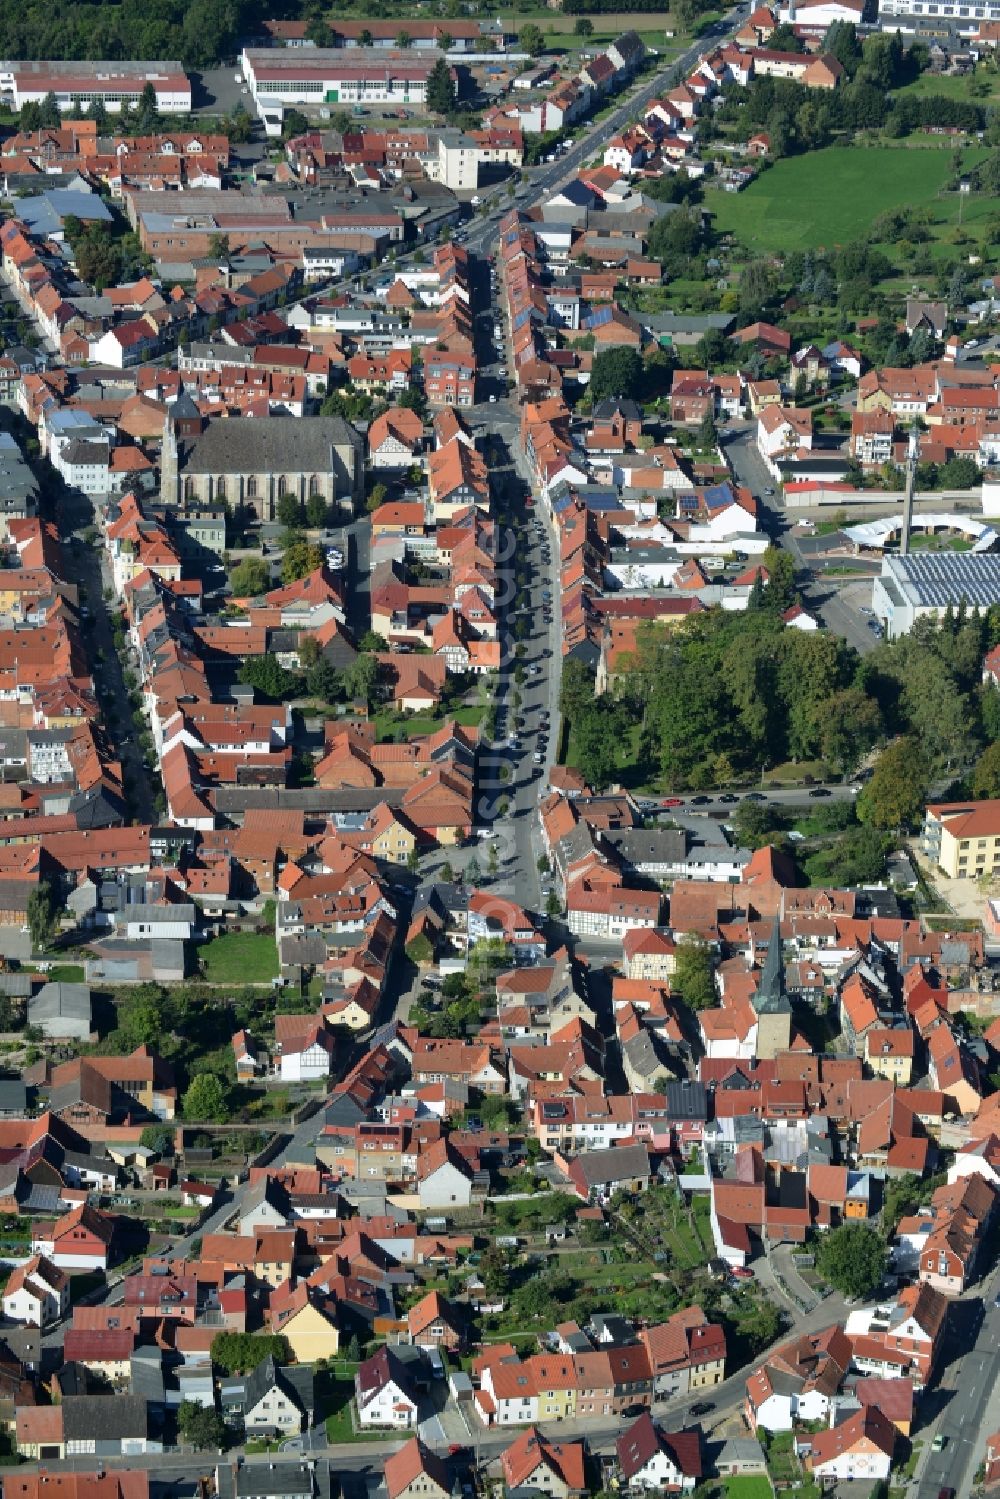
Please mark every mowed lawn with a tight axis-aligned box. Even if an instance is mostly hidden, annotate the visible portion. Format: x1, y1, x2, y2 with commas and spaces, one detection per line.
710, 145, 960, 252
725, 1480, 773, 1499
201, 931, 278, 984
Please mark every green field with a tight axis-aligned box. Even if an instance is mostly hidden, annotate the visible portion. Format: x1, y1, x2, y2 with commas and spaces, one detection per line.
896, 68, 1000, 102
200, 932, 279, 985
709, 144, 986, 252
725, 1480, 774, 1499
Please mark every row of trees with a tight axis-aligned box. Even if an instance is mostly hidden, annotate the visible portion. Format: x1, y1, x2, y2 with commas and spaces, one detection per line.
713, 27, 990, 161
239, 644, 381, 709
2, 0, 250, 71
564, 588, 1000, 822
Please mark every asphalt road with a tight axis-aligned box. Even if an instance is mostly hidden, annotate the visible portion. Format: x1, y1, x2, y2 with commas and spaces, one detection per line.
56, 492, 158, 824
723, 429, 879, 656
460, 8, 745, 259
915, 1288, 1000, 1499
634, 782, 859, 813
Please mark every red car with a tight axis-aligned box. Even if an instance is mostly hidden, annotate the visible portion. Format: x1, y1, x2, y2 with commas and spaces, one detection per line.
661, 796, 683, 808
731, 1266, 754, 1280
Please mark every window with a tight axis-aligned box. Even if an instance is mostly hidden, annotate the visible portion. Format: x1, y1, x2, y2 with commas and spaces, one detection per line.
215, 476, 225, 501
246, 476, 258, 498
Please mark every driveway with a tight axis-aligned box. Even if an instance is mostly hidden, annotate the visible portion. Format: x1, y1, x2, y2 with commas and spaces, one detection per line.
769, 1244, 820, 1313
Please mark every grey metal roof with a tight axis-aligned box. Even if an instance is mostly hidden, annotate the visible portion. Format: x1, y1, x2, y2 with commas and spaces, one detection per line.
29, 982, 91, 1021
61, 1392, 149, 1439
179, 415, 360, 476
0, 1079, 26, 1112
575, 1142, 651, 1185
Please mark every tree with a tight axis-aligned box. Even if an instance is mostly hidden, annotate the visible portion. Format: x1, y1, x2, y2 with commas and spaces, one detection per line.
396, 29, 413, 47
229, 557, 270, 597
817, 686, 883, 774
467, 853, 482, 885
574, 16, 594, 35
733, 799, 784, 849
487, 842, 500, 880
589, 347, 644, 403
182, 1074, 229, 1124
306, 13, 331, 45
140, 1125, 174, 1156
208, 231, 231, 262
696, 408, 718, 451
816, 1222, 887, 1300
672, 934, 716, 1011
341, 653, 380, 705
520, 22, 545, 56
27, 879, 60, 953
762, 545, 797, 612
211, 1332, 289, 1374
480, 1245, 514, 1297
67, 223, 121, 292
88, 98, 109, 131
135, 82, 160, 132
857, 737, 929, 831
227, 105, 252, 144
305, 493, 329, 529
178, 1401, 226, 1451
306, 657, 341, 703
546, 888, 562, 918
276, 493, 303, 530
972, 740, 1000, 800
427, 56, 456, 114
366, 482, 388, 514
647, 207, 707, 276
574, 702, 622, 790
282, 110, 310, 142
239, 655, 299, 700
397, 385, 426, 415
38, 92, 60, 129
282, 539, 324, 584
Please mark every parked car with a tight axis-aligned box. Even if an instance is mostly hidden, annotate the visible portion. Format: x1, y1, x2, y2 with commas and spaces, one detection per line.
689, 1401, 715, 1416
808, 787, 832, 798
661, 797, 683, 808
719, 792, 739, 804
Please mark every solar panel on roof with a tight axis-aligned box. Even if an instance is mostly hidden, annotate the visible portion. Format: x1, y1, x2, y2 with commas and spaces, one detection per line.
896, 553, 1000, 607
586, 305, 614, 330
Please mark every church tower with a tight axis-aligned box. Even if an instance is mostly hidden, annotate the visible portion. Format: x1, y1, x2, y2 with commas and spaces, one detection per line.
754, 909, 792, 1060
160, 385, 203, 509
160, 406, 179, 509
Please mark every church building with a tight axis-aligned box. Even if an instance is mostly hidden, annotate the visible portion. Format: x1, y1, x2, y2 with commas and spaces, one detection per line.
159, 389, 363, 521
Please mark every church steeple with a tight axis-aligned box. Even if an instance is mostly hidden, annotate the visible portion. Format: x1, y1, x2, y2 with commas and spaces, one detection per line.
756, 910, 790, 1015
160, 406, 178, 508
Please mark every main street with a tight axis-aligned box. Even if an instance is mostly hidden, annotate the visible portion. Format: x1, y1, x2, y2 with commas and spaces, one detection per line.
914, 1278, 1000, 1499
461, 6, 747, 260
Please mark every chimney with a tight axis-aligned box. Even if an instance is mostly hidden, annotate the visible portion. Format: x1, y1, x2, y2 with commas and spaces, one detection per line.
900, 427, 918, 558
